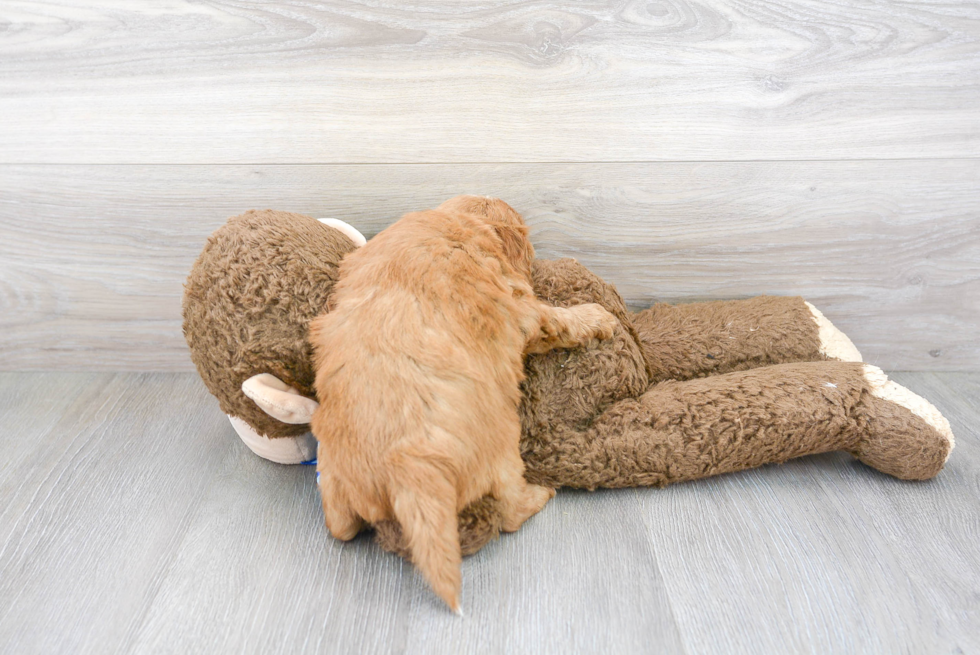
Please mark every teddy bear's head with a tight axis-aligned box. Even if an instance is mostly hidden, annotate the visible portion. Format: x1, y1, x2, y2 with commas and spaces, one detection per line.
182, 208, 366, 462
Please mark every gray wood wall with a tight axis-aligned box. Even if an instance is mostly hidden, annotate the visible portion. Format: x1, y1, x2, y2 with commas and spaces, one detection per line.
1, 1, 978, 371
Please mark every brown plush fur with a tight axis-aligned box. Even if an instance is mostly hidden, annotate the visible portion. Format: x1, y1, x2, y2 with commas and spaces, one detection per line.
633, 296, 828, 383
308, 205, 616, 611
182, 210, 357, 439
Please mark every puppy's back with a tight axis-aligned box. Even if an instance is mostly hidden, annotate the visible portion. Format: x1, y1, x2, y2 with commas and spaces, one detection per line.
310, 209, 532, 610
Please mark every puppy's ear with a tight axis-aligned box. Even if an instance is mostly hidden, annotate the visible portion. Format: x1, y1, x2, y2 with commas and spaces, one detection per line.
491, 222, 534, 280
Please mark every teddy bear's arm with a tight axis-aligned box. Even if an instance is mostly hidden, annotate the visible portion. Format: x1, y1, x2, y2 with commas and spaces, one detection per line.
631, 296, 862, 384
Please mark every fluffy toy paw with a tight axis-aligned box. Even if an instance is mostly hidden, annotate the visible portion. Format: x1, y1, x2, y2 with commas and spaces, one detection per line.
854, 365, 955, 480
806, 302, 863, 362
863, 365, 955, 457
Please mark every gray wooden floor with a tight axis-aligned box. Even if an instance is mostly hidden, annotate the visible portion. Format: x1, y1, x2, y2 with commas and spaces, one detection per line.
0, 371, 977, 654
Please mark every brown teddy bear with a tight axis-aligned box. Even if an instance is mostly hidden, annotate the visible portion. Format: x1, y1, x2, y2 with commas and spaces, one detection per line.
182, 198, 954, 556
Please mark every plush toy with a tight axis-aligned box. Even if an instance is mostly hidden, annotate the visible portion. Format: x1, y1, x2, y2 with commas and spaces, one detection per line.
183, 199, 955, 556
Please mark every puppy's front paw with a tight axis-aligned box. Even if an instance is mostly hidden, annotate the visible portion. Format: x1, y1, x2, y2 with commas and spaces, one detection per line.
577, 303, 619, 340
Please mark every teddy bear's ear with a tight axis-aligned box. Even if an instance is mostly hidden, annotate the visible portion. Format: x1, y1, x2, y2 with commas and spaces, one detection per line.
317, 218, 367, 247
241, 373, 319, 424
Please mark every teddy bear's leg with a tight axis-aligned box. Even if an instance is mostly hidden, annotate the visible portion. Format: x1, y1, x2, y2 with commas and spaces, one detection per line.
631, 296, 862, 383
520, 361, 953, 490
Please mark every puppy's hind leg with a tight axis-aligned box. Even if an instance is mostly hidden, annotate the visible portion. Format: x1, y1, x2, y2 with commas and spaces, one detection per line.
318, 468, 364, 541
389, 453, 463, 613
492, 446, 555, 533
524, 301, 618, 355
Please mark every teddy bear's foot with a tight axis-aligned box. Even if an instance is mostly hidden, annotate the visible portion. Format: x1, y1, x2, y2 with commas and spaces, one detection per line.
805, 302, 863, 362
227, 415, 318, 464
852, 365, 954, 480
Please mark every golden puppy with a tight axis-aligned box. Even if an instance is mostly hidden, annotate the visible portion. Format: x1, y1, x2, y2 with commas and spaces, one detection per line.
309, 196, 617, 612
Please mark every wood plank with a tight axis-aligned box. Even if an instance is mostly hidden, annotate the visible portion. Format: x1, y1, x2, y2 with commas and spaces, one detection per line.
398, 489, 683, 654
2, 372, 977, 653
1, 0, 978, 163
0, 373, 234, 655
850, 372, 980, 650
1, 161, 977, 371
634, 372, 980, 653
0, 373, 100, 547
128, 480, 684, 654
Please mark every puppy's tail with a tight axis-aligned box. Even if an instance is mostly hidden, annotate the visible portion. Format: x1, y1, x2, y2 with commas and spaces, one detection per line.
389, 454, 462, 613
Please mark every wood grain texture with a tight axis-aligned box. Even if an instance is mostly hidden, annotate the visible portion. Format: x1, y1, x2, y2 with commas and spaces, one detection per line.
1, 372, 977, 654
0, 373, 99, 548
1, 0, 979, 163
637, 370, 980, 654
129, 480, 684, 655
1, 161, 977, 371
0, 373, 235, 655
